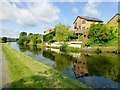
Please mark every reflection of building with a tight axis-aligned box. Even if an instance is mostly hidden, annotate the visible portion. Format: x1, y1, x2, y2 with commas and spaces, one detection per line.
44, 28, 54, 35
72, 53, 88, 77
107, 13, 120, 24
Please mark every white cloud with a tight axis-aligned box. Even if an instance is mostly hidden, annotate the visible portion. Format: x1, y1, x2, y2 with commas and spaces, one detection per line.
72, 7, 79, 14
0, 0, 61, 27
83, 0, 100, 17
28, 2, 60, 23
0, 27, 20, 38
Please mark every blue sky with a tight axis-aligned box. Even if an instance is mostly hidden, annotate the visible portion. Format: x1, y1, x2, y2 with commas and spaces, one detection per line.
0, 0, 119, 38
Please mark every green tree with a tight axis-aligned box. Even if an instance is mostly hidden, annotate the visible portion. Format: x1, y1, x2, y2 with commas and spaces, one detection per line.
87, 23, 118, 46
28, 33, 33, 36
43, 31, 55, 42
2, 37, 7, 43
17, 36, 27, 45
88, 24, 103, 43
54, 23, 71, 42
20, 32, 27, 37
98, 24, 113, 42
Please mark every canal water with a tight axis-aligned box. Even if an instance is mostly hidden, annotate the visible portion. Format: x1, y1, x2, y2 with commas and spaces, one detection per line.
9, 42, 120, 89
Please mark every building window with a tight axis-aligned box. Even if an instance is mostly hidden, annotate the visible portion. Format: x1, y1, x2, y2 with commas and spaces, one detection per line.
82, 27, 86, 30
74, 23, 77, 29
78, 26, 81, 30
82, 20, 86, 24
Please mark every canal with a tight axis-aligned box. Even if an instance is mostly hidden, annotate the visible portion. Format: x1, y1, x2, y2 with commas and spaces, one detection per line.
9, 42, 120, 89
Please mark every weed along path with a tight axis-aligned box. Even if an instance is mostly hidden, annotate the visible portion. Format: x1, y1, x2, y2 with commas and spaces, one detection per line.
2, 44, 90, 89
0, 44, 9, 89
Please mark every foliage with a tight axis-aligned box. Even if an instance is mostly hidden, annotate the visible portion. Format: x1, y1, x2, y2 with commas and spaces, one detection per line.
66, 46, 80, 52
17, 36, 27, 45
69, 31, 78, 40
28, 33, 33, 36
88, 24, 103, 43
85, 39, 93, 47
60, 44, 68, 52
18, 32, 43, 46
54, 23, 71, 42
60, 44, 80, 52
98, 24, 113, 42
2, 37, 7, 43
43, 31, 55, 42
19, 32, 27, 37
87, 23, 118, 46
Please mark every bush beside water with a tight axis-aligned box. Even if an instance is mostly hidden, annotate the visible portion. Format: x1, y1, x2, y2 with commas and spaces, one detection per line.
60, 44, 80, 52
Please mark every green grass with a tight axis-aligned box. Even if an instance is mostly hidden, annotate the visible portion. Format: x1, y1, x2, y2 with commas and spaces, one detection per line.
2, 44, 90, 89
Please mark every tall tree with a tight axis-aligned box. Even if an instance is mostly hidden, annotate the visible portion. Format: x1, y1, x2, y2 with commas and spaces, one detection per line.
54, 23, 71, 42
28, 33, 33, 36
20, 32, 27, 37
2, 37, 7, 43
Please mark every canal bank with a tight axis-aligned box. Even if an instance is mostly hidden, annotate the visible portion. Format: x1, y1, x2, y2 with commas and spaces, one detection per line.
2, 43, 90, 88
8, 42, 119, 89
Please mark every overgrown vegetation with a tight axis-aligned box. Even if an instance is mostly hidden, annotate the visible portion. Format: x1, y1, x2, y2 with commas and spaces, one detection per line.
1, 37, 7, 43
85, 23, 118, 46
60, 44, 80, 52
17, 32, 43, 46
2, 44, 90, 88
43, 23, 78, 43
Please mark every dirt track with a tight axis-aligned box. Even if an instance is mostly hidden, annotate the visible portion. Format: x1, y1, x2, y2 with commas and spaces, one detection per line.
0, 44, 9, 89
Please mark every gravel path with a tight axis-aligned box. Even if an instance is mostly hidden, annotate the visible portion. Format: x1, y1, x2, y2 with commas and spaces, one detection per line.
0, 44, 9, 89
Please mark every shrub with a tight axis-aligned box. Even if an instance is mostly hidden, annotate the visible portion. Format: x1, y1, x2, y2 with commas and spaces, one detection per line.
66, 46, 80, 52
85, 40, 92, 47
2, 37, 7, 43
60, 44, 68, 52
60, 44, 80, 52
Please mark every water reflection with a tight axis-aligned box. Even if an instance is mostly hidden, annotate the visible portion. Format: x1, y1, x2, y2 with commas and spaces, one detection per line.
19, 44, 42, 54
43, 49, 73, 71
73, 53, 88, 78
86, 54, 119, 82
9, 42, 120, 88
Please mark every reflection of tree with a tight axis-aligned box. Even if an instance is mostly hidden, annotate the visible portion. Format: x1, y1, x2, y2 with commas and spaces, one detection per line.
54, 53, 72, 71
43, 50, 55, 61
43, 50, 75, 71
106, 65, 119, 82
86, 55, 119, 82
18, 44, 28, 52
72, 53, 88, 77
28, 45, 42, 55
18, 44, 42, 54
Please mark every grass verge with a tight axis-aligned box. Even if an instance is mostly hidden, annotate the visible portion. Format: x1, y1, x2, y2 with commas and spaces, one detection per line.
2, 44, 90, 89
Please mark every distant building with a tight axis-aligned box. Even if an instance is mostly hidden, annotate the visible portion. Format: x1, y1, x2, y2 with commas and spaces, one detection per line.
107, 13, 120, 24
73, 16, 103, 35
44, 28, 54, 35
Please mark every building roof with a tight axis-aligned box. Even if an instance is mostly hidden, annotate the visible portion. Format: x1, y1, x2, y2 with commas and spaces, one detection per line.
73, 16, 103, 24
107, 13, 120, 23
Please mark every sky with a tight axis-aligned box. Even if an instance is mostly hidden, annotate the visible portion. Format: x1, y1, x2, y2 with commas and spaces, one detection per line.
0, 0, 119, 38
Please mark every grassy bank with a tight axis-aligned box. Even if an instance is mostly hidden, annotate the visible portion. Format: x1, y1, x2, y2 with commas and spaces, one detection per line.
2, 44, 90, 89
